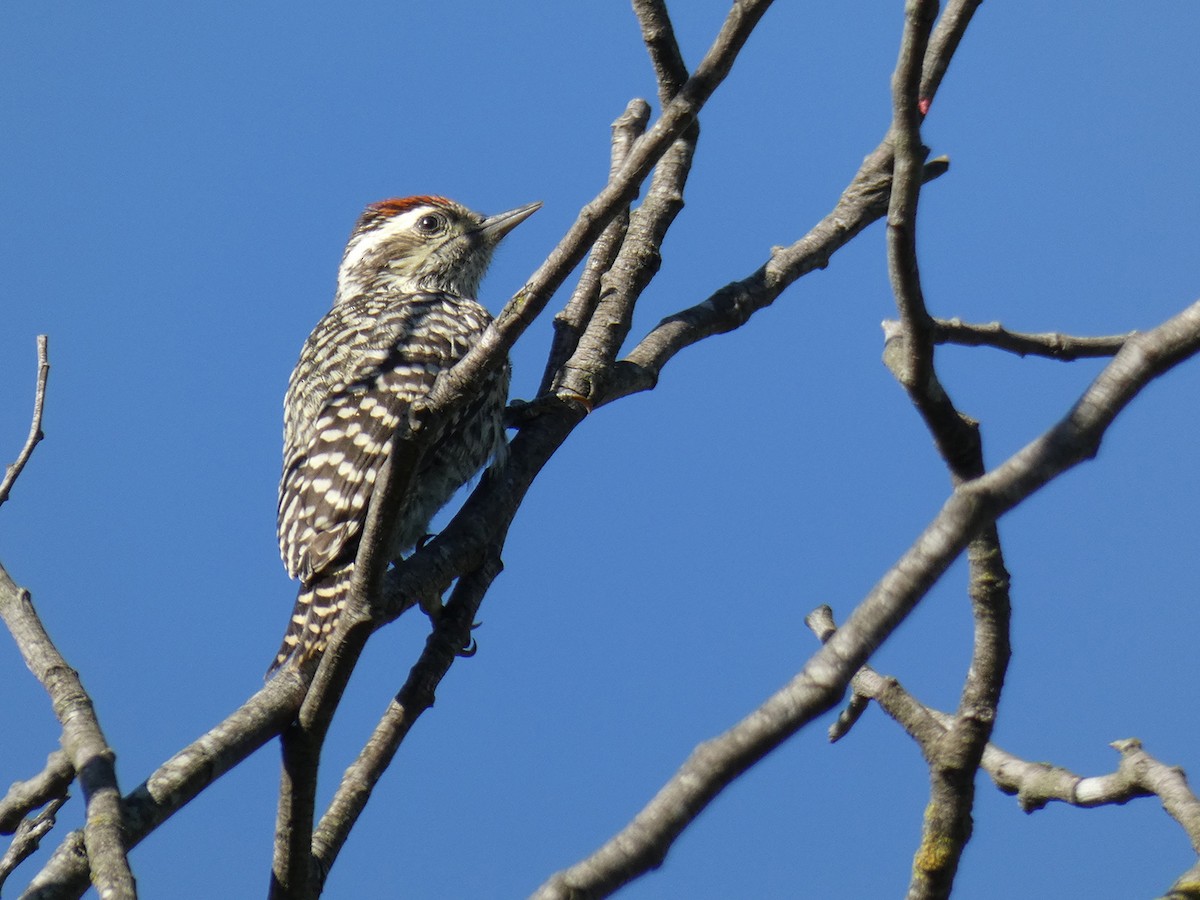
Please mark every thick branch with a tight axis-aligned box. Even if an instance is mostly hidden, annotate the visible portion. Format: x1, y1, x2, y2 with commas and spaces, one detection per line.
633, 0, 690, 103
270, 420, 426, 900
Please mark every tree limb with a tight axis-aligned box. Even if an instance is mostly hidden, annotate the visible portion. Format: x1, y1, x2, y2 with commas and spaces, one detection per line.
310, 553, 502, 886
0, 797, 65, 895
537, 100, 648, 398
24, 668, 308, 899
930, 317, 1132, 359
0, 751, 72, 835
0, 566, 135, 899
434, 0, 777, 418
553, 0, 698, 407
806, 607, 1200, 897
530, 295, 1200, 900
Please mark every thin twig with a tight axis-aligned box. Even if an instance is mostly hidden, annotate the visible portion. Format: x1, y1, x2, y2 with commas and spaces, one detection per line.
0, 797, 66, 894
931, 317, 1131, 360
919, 0, 986, 108
0, 335, 50, 508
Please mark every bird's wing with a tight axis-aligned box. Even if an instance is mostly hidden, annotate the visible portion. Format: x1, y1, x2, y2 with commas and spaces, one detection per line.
277, 296, 455, 582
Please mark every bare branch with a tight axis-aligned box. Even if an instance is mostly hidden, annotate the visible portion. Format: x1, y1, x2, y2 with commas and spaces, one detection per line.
632, 0, 690, 104
0, 750, 72, 834
0, 565, 135, 898
434, 0, 777, 418
599, 0, 985, 406
553, 4, 698, 408
270, 424, 427, 900
600, 148, 949, 406
537, 100, 649, 398
807, 607, 1200, 895
25, 669, 307, 898
919, 0, 985, 108
311, 553, 502, 886
0, 797, 66, 894
930, 317, 1132, 360
886, 0, 938, 377
531, 296, 1200, 900
0, 335, 49, 509
882, 3, 1011, 896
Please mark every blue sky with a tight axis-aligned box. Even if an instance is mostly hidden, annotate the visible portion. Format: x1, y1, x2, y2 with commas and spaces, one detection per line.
2, 2, 1198, 897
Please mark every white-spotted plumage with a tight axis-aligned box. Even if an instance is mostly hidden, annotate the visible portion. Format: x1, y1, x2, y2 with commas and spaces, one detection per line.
271, 195, 540, 671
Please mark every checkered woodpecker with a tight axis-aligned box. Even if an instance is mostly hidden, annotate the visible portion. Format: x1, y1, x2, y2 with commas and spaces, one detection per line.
272, 195, 540, 670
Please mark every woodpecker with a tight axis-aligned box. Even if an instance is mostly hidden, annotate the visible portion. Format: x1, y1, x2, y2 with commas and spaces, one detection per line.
272, 195, 540, 671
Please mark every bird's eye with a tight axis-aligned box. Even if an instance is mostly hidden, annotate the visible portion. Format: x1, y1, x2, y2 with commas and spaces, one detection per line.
415, 214, 443, 234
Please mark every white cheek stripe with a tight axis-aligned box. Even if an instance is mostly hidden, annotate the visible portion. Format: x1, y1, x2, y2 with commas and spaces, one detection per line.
340, 206, 437, 275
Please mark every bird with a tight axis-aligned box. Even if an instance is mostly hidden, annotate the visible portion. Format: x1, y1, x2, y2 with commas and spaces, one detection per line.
271, 195, 540, 671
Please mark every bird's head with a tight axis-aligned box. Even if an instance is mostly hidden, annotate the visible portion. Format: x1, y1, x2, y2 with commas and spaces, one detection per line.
336, 195, 541, 300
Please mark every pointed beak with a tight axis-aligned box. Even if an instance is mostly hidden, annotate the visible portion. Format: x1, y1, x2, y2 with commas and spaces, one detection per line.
479, 201, 542, 244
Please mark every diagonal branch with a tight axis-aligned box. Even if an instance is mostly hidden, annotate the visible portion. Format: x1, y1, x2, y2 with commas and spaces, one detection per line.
310, 553, 503, 886
537, 100, 649, 398
552, 0, 698, 407
0, 796, 66, 894
600, 0, 987, 408
24, 667, 308, 899
0, 750, 73, 834
531, 296, 1200, 900
431, 0, 778, 419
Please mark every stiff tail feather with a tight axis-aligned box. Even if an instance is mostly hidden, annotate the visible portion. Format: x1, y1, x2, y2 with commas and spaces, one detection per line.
269, 562, 355, 672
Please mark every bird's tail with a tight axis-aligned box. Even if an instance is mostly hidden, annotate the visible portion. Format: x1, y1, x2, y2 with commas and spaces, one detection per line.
269, 562, 355, 673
